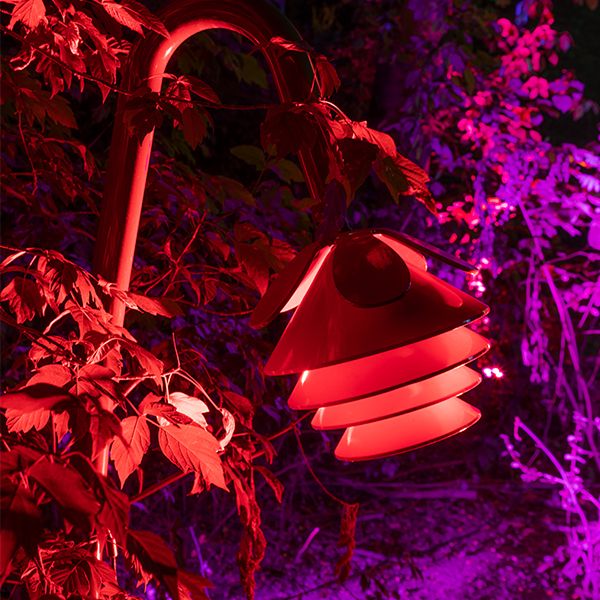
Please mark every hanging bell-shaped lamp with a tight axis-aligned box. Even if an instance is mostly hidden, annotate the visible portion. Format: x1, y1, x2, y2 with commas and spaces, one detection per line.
251, 229, 490, 461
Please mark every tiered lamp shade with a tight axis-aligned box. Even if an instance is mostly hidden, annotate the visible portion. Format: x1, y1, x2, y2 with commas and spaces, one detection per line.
251, 229, 490, 461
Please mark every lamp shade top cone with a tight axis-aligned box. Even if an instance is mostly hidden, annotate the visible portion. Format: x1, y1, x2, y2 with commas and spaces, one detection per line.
334, 397, 481, 461
264, 230, 489, 376
250, 228, 475, 330
311, 365, 482, 430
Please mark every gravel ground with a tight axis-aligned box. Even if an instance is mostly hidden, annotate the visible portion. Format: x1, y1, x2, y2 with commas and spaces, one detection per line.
195, 477, 578, 599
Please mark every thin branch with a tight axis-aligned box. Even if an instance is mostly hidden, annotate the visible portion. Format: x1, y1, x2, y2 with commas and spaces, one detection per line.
293, 425, 349, 507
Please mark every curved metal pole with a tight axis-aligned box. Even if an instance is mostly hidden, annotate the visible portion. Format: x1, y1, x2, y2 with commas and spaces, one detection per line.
91, 0, 325, 494
94, 0, 325, 326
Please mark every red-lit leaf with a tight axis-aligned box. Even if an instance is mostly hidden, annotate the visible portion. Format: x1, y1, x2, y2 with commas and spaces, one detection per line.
8, 0, 46, 30
0, 277, 46, 323
100, 0, 168, 37
28, 458, 101, 517
223, 390, 254, 428
96, 478, 130, 547
260, 103, 320, 158
268, 36, 312, 54
178, 569, 213, 600
0, 482, 41, 579
110, 416, 150, 487
181, 107, 208, 149
5, 408, 50, 433
88, 409, 120, 460
127, 529, 178, 597
185, 75, 220, 104
122, 89, 164, 140
233, 223, 285, 296
0, 383, 75, 413
315, 54, 340, 98
145, 401, 194, 426
118, 338, 164, 382
218, 408, 235, 450
75, 364, 119, 407
158, 424, 227, 490
373, 155, 409, 198
167, 392, 210, 427
33, 542, 109, 598
128, 529, 177, 569
337, 138, 378, 197
254, 466, 284, 503
28, 364, 72, 387
124, 291, 184, 317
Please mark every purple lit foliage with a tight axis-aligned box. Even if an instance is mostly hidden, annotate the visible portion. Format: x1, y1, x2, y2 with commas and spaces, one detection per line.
366, 0, 599, 593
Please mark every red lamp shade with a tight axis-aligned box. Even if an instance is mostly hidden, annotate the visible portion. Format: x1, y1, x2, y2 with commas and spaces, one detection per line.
310, 366, 482, 430
287, 327, 489, 409
252, 229, 490, 461
334, 397, 481, 461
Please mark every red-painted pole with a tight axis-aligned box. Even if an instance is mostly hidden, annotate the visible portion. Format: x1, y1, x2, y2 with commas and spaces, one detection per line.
91, 0, 325, 519
94, 0, 324, 324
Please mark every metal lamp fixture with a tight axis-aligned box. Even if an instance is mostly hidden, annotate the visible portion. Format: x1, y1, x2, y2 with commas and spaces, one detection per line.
93, 0, 490, 470
251, 229, 490, 461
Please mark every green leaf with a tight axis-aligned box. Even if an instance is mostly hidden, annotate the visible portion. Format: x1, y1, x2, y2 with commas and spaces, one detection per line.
231, 145, 266, 171
269, 158, 304, 183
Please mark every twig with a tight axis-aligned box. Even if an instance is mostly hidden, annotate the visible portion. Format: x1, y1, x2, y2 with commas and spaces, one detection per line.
293, 527, 320, 563
293, 425, 348, 507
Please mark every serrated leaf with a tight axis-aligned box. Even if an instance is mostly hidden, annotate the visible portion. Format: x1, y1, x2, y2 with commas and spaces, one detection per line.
119, 338, 164, 382
101, 0, 168, 37
28, 364, 72, 387
315, 54, 340, 98
45, 95, 77, 128
126, 529, 178, 598
185, 75, 220, 104
0, 277, 46, 323
110, 416, 150, 487
158, 424, 227, 490
5, 408, 50, 433
8, 0, 46, 30
373, 155, 409, 199
167, 392, 209, 428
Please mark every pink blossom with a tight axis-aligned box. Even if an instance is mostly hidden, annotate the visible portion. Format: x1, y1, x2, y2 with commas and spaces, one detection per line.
523, 76, 549, 99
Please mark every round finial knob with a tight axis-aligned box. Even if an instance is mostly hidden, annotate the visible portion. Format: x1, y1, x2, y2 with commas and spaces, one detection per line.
332, 232, 411, 307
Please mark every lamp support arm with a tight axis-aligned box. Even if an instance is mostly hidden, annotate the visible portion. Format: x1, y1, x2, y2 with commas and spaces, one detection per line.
94, 0, 324, 326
